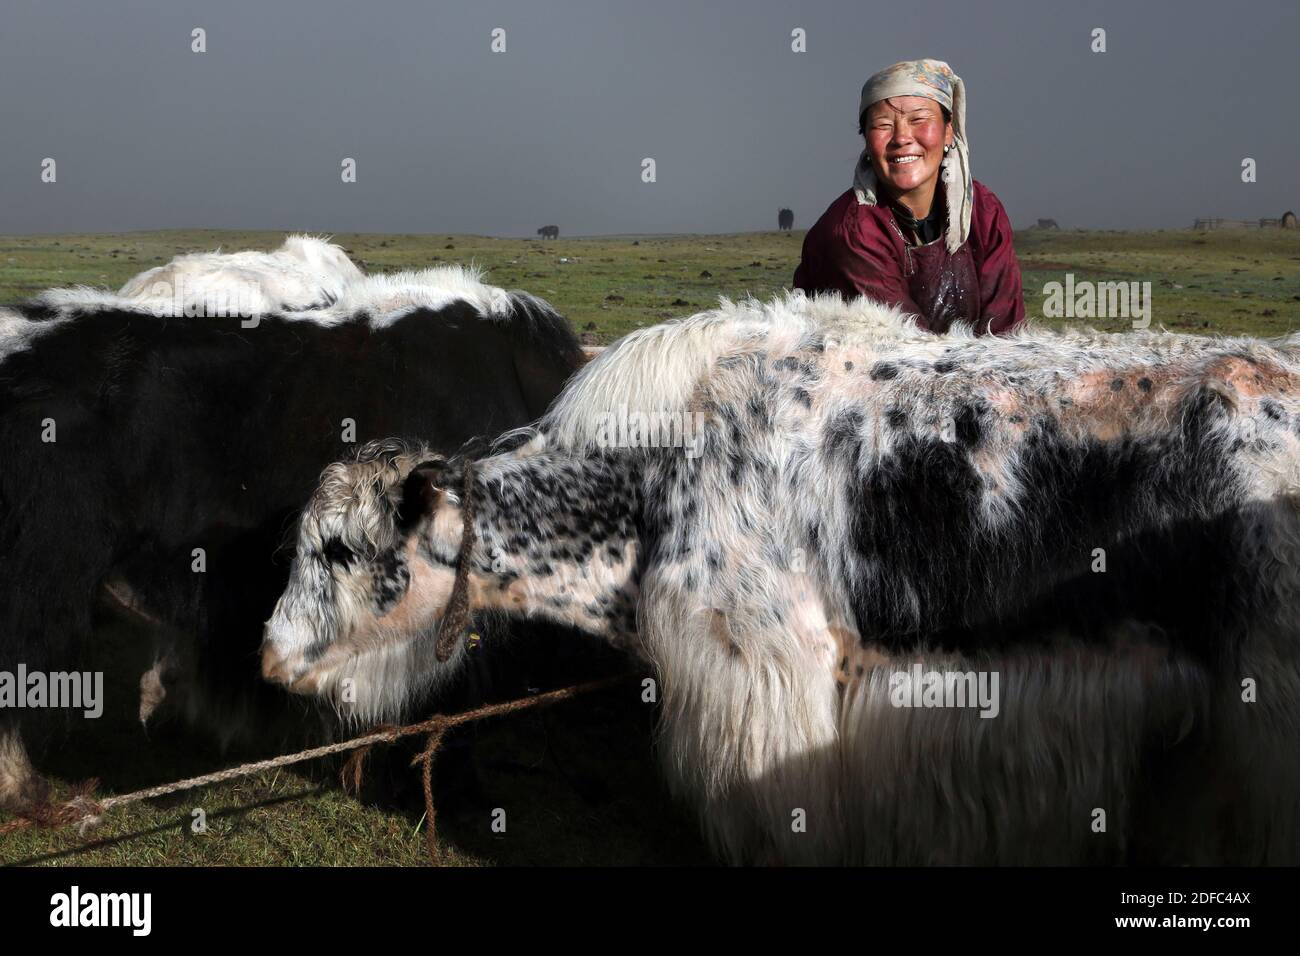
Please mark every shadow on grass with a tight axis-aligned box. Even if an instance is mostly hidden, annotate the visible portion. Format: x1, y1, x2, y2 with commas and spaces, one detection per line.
6, 612, 711, 866
5, 787, 326, 867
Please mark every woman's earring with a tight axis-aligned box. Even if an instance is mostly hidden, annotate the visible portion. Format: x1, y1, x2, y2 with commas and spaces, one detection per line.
943, 143, 953, 155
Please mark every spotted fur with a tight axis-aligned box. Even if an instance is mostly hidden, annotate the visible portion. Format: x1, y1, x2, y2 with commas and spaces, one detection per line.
264, 291, 1300, 864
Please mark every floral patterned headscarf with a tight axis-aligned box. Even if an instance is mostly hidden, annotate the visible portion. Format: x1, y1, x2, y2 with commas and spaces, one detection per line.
852, 59, 972, 253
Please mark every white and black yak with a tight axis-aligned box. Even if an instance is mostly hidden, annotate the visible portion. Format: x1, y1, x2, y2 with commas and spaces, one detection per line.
0, 245, 584, 809
261, 291, 1300, 865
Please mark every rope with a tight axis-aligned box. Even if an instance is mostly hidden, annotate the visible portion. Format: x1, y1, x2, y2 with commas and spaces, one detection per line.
435, 461, 478, 662
0, 673, 631, 859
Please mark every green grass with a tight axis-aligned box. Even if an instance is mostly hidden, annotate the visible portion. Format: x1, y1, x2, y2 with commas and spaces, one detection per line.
1, 226, 1297, 340
1013, 228, 1300, 337
1, 226, 1298, 867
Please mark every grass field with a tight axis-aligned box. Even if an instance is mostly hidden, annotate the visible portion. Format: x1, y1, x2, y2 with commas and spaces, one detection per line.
1, 226, 1298, 867
2, 226, 1298, 339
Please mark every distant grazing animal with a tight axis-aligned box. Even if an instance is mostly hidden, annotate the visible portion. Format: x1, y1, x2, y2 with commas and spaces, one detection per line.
263, 292, 1300, 865
778, 209, 794, 232
537, 225, 560, 240
0, 256, 583, 810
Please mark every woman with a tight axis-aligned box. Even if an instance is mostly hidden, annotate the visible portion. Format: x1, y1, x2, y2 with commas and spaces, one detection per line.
794, 59, 1024, 335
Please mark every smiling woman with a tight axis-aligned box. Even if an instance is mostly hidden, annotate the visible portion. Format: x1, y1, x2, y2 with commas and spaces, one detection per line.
794, 59, 1025, 335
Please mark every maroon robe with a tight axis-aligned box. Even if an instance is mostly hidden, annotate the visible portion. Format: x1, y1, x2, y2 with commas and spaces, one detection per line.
793, 179, 1025, 335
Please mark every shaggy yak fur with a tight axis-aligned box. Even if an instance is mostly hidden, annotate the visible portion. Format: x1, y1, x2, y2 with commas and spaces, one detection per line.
0, 242, 583, 809
262, 290, 1300, 865
40, 233, 364, 318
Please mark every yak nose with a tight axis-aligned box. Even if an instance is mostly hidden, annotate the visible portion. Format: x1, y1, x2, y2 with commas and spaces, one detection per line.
260, 641, 295, 685
260, 639, 324, 695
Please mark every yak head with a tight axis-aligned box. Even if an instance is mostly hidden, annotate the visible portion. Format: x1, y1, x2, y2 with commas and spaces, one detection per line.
260, 439, 470, 720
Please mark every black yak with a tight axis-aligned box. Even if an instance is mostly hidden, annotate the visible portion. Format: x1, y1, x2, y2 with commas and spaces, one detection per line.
0, 253, 583, 808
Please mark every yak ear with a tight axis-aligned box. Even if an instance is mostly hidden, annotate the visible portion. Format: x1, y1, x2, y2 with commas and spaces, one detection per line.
397, 460, 448, 529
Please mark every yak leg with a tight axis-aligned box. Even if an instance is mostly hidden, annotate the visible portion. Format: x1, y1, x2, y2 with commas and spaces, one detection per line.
644, 574, 844, 865
0, 723, 47, 812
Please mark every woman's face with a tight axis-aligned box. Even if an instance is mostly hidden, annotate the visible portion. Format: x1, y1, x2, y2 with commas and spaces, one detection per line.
865, 96, 953, 198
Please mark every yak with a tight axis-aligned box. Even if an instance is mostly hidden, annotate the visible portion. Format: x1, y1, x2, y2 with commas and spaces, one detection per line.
36, 234, 364, 320
261, 290, 1300, 864
0, 249, 584, 809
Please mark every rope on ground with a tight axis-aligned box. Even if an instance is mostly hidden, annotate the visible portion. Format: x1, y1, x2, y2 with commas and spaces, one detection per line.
0, 673, 632, 859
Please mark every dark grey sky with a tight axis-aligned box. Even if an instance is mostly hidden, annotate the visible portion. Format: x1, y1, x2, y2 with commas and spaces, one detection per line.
2, 0, 1296, 235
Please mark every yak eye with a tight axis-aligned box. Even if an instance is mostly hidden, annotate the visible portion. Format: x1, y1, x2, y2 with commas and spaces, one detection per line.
323, 539, 355, 567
